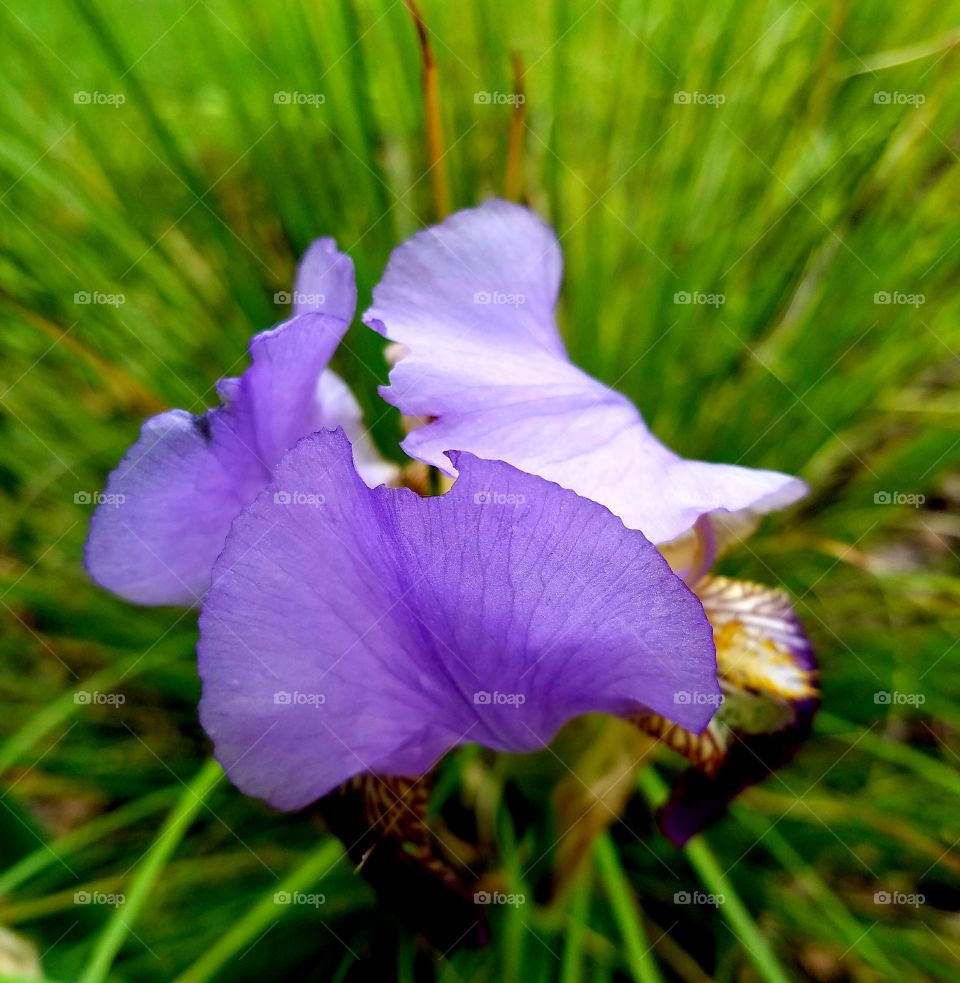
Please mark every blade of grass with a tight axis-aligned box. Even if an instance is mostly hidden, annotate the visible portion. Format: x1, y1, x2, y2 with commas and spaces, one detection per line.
559, 862, 591, 983
78, 759, 223, 983
496, 789, 526, 982
637, 769, 793, 983
68, 0, 206, 202
504, 51, 526, 202
171, 837, 344, 983
404, 0, 450, 219
0, 786, 176, 895
817, 712, 960, 797
736, 811, 900, 977
594, 833, 665, 983
0, 648, 172, 775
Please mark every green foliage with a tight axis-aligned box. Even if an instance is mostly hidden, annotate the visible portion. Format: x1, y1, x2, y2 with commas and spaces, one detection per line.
1, 0, 958, 979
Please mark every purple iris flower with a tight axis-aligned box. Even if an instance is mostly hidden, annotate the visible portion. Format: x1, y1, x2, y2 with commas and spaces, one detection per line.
197, 428, 720, 809
85, 240, 394, 606
363, 200, 818, 843
86, 201, 817, 871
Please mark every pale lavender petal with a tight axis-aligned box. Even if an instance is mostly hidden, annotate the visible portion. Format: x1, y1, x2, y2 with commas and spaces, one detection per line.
364, 200, 806, 544
198, 429, 718, 810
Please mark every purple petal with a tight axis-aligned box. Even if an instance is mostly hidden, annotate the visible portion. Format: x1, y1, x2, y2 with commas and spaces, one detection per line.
87, 239, 395, 606
198, 429, 719, 810
364, 200, 806, 544
292, 237, 357, 320
85, 408, 264, 606
239, 314, 346, 466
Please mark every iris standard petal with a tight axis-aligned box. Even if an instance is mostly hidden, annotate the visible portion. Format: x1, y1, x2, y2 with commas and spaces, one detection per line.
86, 239, 394, 606
198, 428, 719, 811
364, 199, 806, 545
292, 236, 358, 320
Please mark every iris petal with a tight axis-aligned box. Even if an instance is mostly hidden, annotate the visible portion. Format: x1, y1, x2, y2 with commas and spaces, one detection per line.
86, 241, 393, 606
293, 236, 357, 320
364, 199, 806, 545
198, 428, 719, 811
85, 406, 264, 606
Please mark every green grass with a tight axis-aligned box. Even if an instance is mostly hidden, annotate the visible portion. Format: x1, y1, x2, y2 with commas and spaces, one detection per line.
1, 0, 959, 979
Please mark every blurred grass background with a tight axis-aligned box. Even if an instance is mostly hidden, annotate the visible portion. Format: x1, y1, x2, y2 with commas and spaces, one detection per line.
1, 0, 959, 979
